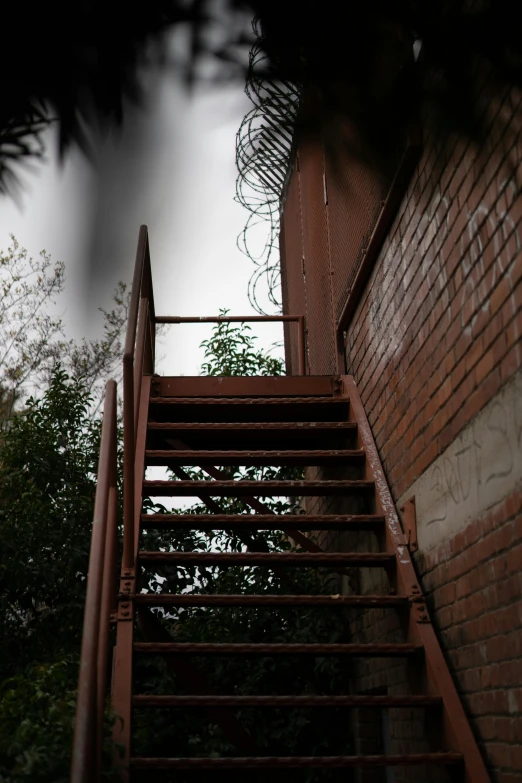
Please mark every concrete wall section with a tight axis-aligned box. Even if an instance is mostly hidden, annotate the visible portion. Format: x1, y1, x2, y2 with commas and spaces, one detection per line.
399, 368, 522, 552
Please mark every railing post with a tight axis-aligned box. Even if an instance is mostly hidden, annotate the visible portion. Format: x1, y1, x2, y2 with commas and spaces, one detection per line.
133, 298, 150, 434
122, 225, 148, 571
122, 360, 135, 571
144, 235, 156, 370
297, 316, 306, 376
96, 479, 118, 778
71, 380, 117, 783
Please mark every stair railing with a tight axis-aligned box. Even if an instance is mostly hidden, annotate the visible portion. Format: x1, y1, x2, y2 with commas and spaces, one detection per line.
122, 225, 155, 571
71, 380, 119, 783
156, 314, 306, 375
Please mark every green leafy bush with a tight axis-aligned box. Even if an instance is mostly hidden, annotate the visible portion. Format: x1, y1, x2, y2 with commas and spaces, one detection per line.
0, 370, 101, 679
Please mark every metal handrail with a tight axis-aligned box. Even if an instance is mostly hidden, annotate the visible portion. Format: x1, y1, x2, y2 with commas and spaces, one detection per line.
156, 314, 306, 375
73, 226, 305, 780
122, 225, 155, 570
71, 380, 118, 783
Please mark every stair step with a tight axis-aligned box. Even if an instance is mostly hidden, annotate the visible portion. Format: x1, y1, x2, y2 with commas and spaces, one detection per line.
133, 694, 441, 708
134, 593, 407, 607
134, 642, 423, 656
150, 396, 348, 405
145, 448, 365, 466
154, 375, 337, 398
130, 752, 463, 769
147, 421, 356, 433
141, 513, 384, 530
142, 479, 374, 496
138, 551, 394, 567
148, 396, 349, 424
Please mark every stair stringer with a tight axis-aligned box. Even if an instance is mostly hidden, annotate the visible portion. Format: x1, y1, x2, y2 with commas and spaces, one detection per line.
343, 375, 489, 783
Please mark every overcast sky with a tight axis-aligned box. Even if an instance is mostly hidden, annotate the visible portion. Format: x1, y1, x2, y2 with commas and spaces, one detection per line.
0, 66, 283, 379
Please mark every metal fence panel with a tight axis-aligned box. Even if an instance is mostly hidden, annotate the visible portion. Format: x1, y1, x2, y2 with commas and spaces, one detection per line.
298, 139, 336, 375
281, 159, 307, 375
324, 123, 388, 323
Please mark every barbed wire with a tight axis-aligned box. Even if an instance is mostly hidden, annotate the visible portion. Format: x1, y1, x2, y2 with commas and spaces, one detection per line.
235, 20, 301, 314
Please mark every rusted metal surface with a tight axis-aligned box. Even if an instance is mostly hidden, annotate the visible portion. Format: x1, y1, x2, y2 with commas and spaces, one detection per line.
111, 225, 157, 776
140, 513, 385, 530
344, 375, 490, 783
149, 395, 346, 406
134, 642, 423, 656
130, 753, 463, 769
164, 438, 345, 559
133, 298, 149, 434
336, 134, 422, 334
111, 613, 134, 779
279, 131, 420, 364
145, 448, 365, 466
133, 694, 440, 708
142, 478, 373, 496
73, 240, 491, 781
134, 376, 151, 560
134, 593, 407, 607
136, 605, 260, 756
158, 315, 302, 324
324, 124, 389, 325
157, 375, 335, 397
298, 137, 337, 375
148, 420, 355, 433
71, 381, 118, 783
280, 159, 308, 375
400, 496, 418, 552
138, 551, 394, 566
123, 225, 155, 571
95, 483, 118, 778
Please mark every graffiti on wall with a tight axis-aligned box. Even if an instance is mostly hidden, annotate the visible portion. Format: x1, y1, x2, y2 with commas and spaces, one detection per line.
400, 369, 522, 551
361, 171, 521, 370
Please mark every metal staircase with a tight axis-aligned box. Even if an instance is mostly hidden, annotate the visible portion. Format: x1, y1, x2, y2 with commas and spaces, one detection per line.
71, 227, 490, 782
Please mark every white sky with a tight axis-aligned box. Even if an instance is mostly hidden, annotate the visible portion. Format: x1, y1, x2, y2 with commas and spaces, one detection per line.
0, 69, 283, 379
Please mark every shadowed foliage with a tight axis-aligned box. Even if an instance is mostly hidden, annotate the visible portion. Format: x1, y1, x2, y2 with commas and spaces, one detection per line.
3, 1, 522, 191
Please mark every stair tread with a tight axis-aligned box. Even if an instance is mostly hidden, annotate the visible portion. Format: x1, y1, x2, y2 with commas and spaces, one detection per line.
134, 642, 423, 656
142, 479, 374, 496
150, 396, 348, 405
132, 694, 441, 707
147, 421, 356, 430
154, 375, 338, 398
130, 752, 463, 768
145, 448, 365, 465
140, 513, 384, 530
134, 593, 407, 606
138, 551, 394, 565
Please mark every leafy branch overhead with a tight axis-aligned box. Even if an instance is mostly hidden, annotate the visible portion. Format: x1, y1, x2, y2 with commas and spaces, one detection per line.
2, 1, 522, 193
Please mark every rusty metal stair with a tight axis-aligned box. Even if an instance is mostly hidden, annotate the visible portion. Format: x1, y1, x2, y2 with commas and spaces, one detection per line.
71, 227, 490, 783
109, 373, 488, 782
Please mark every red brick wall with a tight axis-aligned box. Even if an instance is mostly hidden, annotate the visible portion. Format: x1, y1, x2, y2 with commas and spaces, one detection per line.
343, 85, 522, 780
346, 90, 522, 500
420, 490, 522, 782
